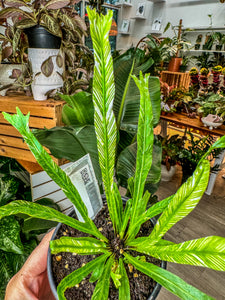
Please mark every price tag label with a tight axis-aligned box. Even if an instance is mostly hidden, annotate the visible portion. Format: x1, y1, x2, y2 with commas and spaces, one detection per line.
64, 154, 103, 221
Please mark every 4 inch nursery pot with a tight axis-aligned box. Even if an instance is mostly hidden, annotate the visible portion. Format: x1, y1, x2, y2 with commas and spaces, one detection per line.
24, 25, 61, 49
168, 57, 182, 72
47, 196, 166, 300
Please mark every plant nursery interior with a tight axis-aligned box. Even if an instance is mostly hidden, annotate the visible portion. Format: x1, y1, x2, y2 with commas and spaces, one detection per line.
0, 0, 225, 299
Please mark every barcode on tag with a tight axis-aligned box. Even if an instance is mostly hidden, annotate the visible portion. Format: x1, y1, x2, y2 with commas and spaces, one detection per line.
64, 154, 103, 221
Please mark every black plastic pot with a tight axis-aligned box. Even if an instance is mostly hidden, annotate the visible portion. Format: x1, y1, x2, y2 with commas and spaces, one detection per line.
47, 198, 166, 300
24, 25, 61, 49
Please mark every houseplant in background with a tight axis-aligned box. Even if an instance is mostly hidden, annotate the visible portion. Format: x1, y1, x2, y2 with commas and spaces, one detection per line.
1, 8, 225, 300
0, 0, 88, 100
163, 20, 191, 72
176, 132, 223, 183
158, 134, 185, 182
0, 156, 61, 299
0, 20, 30, 96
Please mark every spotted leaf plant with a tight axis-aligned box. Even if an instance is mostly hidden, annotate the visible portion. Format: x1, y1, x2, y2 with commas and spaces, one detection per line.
1, 8, 225, 300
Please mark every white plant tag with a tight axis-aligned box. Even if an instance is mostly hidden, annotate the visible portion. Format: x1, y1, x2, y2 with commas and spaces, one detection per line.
64, 154, 103, 221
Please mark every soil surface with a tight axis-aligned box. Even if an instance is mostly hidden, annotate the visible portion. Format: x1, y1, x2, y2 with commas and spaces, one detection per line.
51, 204, 161, 300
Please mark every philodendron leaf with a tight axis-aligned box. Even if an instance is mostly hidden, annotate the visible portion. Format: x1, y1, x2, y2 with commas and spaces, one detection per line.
0, 216, 24, 254
136, 236, 225, 271
57, 254, 110, 300
119, 258, 130, 300
41, 57, 54, 77
88, 8, 118, 233
50, 237, 108, 255
124, 253, 214, 300
2, 109, 104, 241
148, 160, 210, 244
0, 200, 103, 239
128, 72, 154, 233
92, 256, 114, 300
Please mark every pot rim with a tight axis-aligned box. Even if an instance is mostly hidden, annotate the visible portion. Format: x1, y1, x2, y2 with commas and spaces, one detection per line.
47, 197, 166, 300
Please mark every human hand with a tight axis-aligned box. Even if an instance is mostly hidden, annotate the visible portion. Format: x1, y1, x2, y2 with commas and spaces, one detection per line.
5, 230, 55, 300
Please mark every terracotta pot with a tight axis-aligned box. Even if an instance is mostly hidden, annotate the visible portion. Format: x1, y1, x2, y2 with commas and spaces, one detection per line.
168, 57, 182, 72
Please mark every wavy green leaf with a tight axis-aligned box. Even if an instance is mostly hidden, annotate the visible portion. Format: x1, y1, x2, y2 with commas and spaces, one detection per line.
112, 183, 123, 233
119, 258, 130, 300
57, 254, 110, 300
124, 253, 214, 300
148, 160, 210, 244
126, 195, 174, 245
50, 237, 108, 255
3, 109, 104, 241
92, 256, 114, 300
128, 72, 154, 233
137, 236, 225, 271
88, 8, 118, 232
0, 200, 102, 238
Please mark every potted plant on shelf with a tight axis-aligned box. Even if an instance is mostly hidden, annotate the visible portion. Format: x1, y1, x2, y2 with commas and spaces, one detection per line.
194, 34, 202, 50
0, 20, 30, 95
1, 8, 225, 300
177, 132, 223, 183
0, 0, 87, 100
163, 20, 191, 72
158, 134, 185, 182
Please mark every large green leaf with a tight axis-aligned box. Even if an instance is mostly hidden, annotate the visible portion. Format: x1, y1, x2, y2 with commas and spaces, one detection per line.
116, 137, 162, 188
50, 237, 108, 255
0, 216, 24, 254
124, 253, 214, 300
92, 256, 114, 300
148, 160, 210, 244
113, 48, 160, 130
119, 258, 130, 300
128, 73, 154, 232
34, 125, 102, 183
0, 200, 105, 240
61, 92, 94, 126
136, 236, 225, 271
88, 8, 118, 232
3, 109, 103, 240
22, 198, 61, 234
120, 76, 161, 131
57, 254, 110, 300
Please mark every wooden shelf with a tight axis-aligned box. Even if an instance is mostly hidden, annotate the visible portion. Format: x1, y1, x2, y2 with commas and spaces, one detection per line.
183, 26, 225, 32
160, 113, 225, 137
132, 15, 146, 20
118, 31, 131, 35
0, 95, 66, 172
181, 49, 225, 53
148, 0, 166, 2
115, 2, 132, 7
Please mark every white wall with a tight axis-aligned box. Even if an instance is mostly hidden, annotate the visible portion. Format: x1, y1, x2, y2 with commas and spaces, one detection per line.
117, 0, 225, 50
